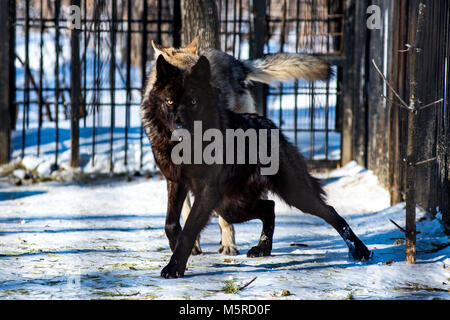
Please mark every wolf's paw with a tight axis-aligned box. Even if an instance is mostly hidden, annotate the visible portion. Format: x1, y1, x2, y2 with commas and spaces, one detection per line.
161, 262, 185, 279
349, 244, 372, 262
191, 245, 203, 256
247, 245, 271, 258
218, 244, 239, 256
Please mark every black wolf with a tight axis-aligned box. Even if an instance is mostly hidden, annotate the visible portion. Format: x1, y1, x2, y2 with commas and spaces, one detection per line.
144, 38, 332, 256
141, 55, 371, 278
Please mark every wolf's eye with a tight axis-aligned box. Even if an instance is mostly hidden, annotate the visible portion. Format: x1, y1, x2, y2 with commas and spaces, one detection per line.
191, 98, 197, 105
166, 98, 174, 106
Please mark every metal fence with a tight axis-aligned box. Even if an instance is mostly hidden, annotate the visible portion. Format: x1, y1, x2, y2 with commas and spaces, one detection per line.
1, 0, 345, 173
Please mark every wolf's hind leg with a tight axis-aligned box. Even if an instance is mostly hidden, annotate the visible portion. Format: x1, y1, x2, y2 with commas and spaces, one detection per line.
281, 189, 371, 261
181, 195, 202, 255
246, 200, 275, 257
218, 216, 239, 255
219, 199, 275, 258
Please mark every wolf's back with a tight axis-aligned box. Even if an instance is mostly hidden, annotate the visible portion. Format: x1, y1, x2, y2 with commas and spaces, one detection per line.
244, 53, 332, 84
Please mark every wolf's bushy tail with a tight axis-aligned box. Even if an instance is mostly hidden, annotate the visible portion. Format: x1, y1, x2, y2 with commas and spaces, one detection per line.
244, 53, 332, 84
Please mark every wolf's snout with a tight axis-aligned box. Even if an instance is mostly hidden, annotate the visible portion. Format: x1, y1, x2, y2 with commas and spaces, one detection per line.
174, 115, 184, 128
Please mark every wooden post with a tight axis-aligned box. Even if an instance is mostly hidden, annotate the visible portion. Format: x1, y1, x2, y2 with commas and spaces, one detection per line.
340, 0, 356, 165
405, 2, 426, 264
351, 0, 369, 167
70, 0, 81, 168
249, 0, 267, 116
0, 0, 14, 165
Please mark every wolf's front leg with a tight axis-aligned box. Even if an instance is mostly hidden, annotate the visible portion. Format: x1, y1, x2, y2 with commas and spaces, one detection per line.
181, 195, 203, 255
165, 181, 187, 252
161, 188, 219, 279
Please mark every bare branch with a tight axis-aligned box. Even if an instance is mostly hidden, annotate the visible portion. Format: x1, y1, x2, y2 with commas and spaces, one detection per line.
419, 99, 443, 111
389, 219, 407, 234
380, 93, 411, 112
372, 59, 410, 110
389, 219, 421, 235
238, 276, 258, 291
414, 157, 437, 166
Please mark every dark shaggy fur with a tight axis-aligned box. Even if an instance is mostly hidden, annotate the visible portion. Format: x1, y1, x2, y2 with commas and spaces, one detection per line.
141, 55, 371, 279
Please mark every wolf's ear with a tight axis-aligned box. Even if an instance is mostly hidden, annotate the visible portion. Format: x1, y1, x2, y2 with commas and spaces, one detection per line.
152, 40, 164, 58
155, 55, 179, 81
185, 36, 199, 54
190, 56, 211, 83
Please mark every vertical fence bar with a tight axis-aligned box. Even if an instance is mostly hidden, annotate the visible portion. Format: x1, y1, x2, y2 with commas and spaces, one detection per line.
293, 0, 300, 147
173, 0, 181, 47
124, 0, 132, 166
37, 0, 44, 157
224, 0, 229, 51
0, 0, 14, 165
237, 0, 242, 59
157, 0, 162, 44
309, 0, 316, 160
140, 0, 148, 170
249, 0, 266, 116
324, 0, 331, 160
8, 0, 16, 133
25, 0, 30, 130
54, 0, 61, 168
21, 0, 30, 159
278, 0, 287, 130
232, 0, 237, 56
92, 4, 98, 166
83, 0, 87, 128
109, 0, 116, 172
309, 83, 315, 159
70, 0, 81, 168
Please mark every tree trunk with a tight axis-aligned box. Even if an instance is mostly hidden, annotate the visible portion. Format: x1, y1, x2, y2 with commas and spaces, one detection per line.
181, 0, 220, 49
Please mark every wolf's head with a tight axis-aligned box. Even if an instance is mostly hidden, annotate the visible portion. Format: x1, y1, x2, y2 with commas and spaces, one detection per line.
153, 54, 219, 133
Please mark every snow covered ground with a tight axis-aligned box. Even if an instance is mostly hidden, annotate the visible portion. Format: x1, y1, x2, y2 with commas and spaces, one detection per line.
0, 161, 448, 300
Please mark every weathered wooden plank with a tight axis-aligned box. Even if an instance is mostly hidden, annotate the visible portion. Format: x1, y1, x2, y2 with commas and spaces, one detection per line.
0, 0, 14, 165
388, 0, 409, 205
